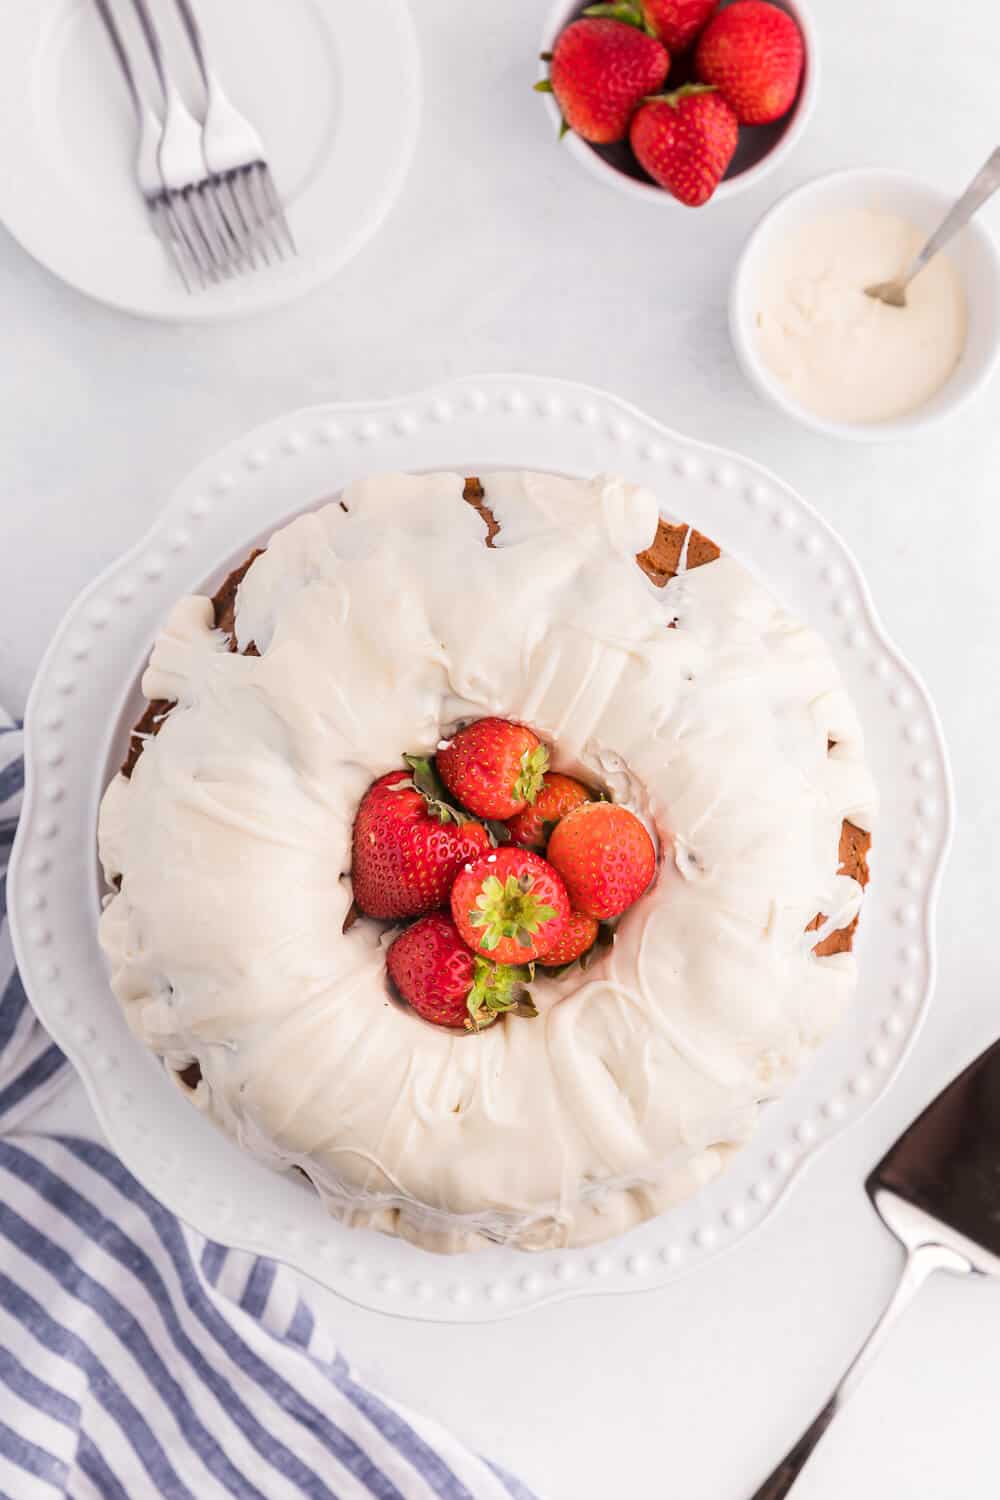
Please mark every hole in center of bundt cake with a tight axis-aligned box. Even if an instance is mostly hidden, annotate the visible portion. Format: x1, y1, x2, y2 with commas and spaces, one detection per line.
348, 714, 659, 1035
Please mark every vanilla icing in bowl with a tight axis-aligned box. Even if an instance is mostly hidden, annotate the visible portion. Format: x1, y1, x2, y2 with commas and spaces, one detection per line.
97, 471, 876, 1252
755, 208, 967, 424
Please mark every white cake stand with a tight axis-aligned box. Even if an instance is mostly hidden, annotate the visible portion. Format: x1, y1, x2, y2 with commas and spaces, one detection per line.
8, 376, 952, 1322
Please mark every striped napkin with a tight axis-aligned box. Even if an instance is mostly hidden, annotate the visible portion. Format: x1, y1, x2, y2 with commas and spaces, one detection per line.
0, 711, 539, 1500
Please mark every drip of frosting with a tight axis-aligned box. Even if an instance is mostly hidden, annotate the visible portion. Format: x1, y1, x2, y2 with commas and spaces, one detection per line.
97, 471, 877, 1252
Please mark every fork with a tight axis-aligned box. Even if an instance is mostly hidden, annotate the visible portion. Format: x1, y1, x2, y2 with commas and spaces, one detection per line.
170, 0, 296, 261
93, 0, 196, 288
127, 0, 245, 283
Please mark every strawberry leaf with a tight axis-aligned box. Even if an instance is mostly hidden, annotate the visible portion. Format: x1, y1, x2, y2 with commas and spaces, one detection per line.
514, 743, 549, 806
402, 752, 447, 801
582, 1, 653, 35
465, 872, 559, 950
402, 753, 471, 825
466, 957, 538, 1030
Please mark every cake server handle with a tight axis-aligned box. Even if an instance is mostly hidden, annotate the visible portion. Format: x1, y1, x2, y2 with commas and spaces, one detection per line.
746, 1240, 965, 1499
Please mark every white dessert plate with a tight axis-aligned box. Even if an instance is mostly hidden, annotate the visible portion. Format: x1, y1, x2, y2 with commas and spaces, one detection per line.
0, 0, 420, 322
9, 376, 952, 1322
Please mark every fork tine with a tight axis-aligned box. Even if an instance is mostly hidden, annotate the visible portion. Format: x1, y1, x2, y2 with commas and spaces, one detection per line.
198, 182, 241, 271
257, 164, 296, 255
165, 195, 214, 285
216, 175, 260, 269
206, 177, 255, 269
185, 186, 233, 277
245, 165, 286, 261
230, 167, 278, 265
172, 195, 215, 284
149, 197, 193, 291
158, 195, 202, 287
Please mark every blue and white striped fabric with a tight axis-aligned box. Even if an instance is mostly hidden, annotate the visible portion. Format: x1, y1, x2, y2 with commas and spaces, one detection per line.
0, 711, 540, 1500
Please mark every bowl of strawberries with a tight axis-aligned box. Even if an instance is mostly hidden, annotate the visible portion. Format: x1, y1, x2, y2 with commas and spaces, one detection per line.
350, 716, 657, 1033
536, 0, 817, 207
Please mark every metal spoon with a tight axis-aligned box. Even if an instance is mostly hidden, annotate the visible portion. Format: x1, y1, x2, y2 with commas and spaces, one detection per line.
865, 146, 1000, 307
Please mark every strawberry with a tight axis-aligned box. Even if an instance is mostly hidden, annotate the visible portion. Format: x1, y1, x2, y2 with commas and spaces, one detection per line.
451, 847, 570, 964
437, 719, 549, 821
537, 911, 600, 968
505, 773, 594, 850
386, 913, 535, 1031
546, 802, 656, 919
351, 769, 490, 920
629, 85, 738, 206
537, 18, 670, 145
584, 1, 718, 54
642, 0, 718, 50
694, 1, 804, 125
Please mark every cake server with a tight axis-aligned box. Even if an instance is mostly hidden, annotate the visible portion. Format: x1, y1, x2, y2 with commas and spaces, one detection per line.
750, 1036, 1000, 1499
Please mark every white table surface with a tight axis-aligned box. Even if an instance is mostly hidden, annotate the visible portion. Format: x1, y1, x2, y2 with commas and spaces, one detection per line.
3, 1, 1000, 1496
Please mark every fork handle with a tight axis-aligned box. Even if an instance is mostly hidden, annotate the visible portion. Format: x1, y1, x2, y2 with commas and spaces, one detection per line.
746, 1241, 966, 1499
171, 0, 212, 89
93, 0, 141, 115
128, 0, 171, 96
901, 146, 1000, 290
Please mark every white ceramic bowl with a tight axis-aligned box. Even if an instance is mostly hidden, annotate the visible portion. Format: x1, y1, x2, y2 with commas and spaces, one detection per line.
538, 0, 819, 205
730, 167, 1000, 440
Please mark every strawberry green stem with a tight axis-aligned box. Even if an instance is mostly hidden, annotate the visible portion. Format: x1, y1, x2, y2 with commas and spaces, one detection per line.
513, 743, 549, 806
469, 872, 558, 952
466, 958, 537, 1030
582, 2, 655, 36
401, 754, 469, 825
643, 83, 718, 108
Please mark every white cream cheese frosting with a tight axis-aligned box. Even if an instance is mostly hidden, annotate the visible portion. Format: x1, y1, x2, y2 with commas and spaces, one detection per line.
755, 208, 967, 425
97, 470, 877, 1252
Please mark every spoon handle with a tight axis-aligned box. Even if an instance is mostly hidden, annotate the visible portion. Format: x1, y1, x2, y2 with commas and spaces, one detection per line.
902, 146, 1000, 289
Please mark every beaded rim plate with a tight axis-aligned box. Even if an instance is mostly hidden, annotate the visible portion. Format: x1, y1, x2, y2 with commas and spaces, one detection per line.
9, 376, 952, 1323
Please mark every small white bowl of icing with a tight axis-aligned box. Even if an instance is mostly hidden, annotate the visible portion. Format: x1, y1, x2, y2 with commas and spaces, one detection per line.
730, 167, 1000, 439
